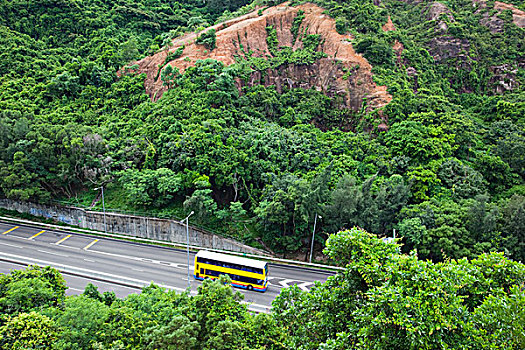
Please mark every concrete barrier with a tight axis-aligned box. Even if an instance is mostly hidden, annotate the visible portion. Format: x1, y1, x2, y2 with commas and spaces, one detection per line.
0, 215, 344, 272
0, 199, 268, 255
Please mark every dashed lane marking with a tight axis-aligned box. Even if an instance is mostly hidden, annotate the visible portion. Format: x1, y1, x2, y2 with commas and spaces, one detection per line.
0, 241, 23, 249
37, 249, 69, 257
28, 230, 46, 240
1, 226, 19, 235
54, 235, 71, 245
83, 239, 99, 251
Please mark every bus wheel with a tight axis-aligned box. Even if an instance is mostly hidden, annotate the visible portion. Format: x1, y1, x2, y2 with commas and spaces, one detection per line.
247, 285, 253, 291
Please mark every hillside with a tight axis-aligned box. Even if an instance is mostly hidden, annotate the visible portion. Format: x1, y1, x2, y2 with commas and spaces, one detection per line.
131, 3, 391, 113
0, 0, 523, 261
0, 0, 525, 348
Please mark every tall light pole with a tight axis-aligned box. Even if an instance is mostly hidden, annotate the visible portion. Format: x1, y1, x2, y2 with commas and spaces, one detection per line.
182, 211, 194, 289
94, 186, 106, 234
309, 213, 321, 263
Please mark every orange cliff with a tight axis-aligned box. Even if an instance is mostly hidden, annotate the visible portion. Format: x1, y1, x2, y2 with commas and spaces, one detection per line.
125, 2, 392, 113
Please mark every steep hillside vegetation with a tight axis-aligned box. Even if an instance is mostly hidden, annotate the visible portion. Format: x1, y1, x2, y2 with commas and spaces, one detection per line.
0, 0, 523, 262
131, 3, 391, 113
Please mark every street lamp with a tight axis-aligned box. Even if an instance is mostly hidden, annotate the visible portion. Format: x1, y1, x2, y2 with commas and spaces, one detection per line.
181, 211, 194, 289
309, 213, 321, 264
94, 186, 106, 234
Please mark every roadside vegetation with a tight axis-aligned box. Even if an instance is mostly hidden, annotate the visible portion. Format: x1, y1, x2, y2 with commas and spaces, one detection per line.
1, 227, 524, 349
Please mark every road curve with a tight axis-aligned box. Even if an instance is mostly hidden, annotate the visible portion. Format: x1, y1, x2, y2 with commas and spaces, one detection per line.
0, 221, 335, 310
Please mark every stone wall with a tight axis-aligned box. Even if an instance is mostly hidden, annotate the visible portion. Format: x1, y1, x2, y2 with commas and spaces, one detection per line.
0, 199, 268, 255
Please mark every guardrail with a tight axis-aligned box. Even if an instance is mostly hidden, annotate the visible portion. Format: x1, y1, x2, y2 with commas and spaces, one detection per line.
0, 215, 344, 272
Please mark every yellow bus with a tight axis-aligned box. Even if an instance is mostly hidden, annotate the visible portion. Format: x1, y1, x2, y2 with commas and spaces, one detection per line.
194, 250, 269, 292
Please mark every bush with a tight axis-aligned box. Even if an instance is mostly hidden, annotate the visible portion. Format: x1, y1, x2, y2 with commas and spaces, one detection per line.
355, 37, 394, 66
196, 29, 217, 51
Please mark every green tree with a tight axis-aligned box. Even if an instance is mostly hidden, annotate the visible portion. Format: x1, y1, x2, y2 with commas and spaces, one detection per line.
325, 174, 410, 236
0, 266, 66, 315
191, 275, 247, 345
183, 189, 218, 223
274, 227, 525, 349
499, 194, 525, 262
196, 29, 216, 50
160, 64, 179, 89
144, 315, 199, 350
53, 295, 110, 350
0, 311, 58, 350
384, 120, 456, 164
0, 152, 47, 201
437, 158, 486, 199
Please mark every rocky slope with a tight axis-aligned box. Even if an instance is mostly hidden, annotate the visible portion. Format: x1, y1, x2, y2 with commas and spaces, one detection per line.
129, 2, 392, 113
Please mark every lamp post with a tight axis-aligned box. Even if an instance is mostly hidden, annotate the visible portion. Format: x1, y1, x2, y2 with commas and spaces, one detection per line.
182, 211, 194, 289
94, 186, 106, 234
309, 213, 321, 264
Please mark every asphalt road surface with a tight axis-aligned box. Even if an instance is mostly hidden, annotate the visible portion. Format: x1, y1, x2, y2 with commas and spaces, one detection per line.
0, 221, 335, 311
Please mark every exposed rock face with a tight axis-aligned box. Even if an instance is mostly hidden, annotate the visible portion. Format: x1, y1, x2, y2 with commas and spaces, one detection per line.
490, 64, 520, 93
425, 2, 453, 21
428, 36, 470, 62
480, 13, 505, 33
479, 1, 525, 32
382, 16, 396, 31
382, 16, 404, 67
423, 2, 454, 33
128, 2, 391, 113
494, 1, 525, 28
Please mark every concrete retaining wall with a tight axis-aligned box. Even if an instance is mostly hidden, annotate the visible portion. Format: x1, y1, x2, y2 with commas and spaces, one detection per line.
0, 199, 268, 255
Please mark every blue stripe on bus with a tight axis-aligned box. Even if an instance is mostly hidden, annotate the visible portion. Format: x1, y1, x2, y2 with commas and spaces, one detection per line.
194, 275, 267, 292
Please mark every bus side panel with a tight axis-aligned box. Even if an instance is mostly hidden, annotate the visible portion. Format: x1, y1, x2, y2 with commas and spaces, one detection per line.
193, 268, 267, 292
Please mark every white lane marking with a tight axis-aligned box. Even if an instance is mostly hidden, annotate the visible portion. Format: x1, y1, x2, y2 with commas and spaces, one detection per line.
297, 281, 315, 291
8, 235, 27, 241
132, 268, 144, 272
0, 241, 23, 249
278, 278, 295, 288
68, 287, 83, 292
268, 277, 314, 291
2, 252, 190, 294
65, 276, 142, 291
241, 301, 271, 313
84, 259, 95, 262
37, 249, 69, 257
88, 249, 187, 269
60, 245, 80, 250
102, 284, 141, 290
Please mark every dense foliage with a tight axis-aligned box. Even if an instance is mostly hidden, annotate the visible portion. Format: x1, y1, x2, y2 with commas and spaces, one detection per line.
0, 0, 523, 262
1, 228, 524, 349
273, 227, 525, 349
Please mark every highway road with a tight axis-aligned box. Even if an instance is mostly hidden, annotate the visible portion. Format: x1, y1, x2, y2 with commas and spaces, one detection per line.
0, 221, 335, 311
0, 260, 143, 298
